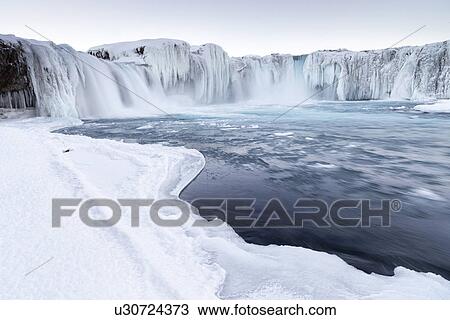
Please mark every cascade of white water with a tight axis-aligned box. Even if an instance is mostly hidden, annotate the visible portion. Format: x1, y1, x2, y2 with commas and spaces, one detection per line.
189, 44, 231, 104
1, 34, 449, 118
16, 38, 168, 118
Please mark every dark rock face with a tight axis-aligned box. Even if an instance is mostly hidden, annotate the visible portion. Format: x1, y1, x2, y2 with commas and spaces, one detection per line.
88, 48, 110, 60
0, 40, 35, 109
135, 46, 145, 55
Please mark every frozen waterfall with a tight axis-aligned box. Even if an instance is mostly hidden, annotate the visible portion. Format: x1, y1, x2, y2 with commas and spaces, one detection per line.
303, 42, 450, 100
1, 35, 170, 118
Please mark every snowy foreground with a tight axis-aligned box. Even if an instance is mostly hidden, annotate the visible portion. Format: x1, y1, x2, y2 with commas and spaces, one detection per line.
1, 118, 450, 299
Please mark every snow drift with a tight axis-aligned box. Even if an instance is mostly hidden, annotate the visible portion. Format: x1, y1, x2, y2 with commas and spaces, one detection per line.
1, 34, 449, 118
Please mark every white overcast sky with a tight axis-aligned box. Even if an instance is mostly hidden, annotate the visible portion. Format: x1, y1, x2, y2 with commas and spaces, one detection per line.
1, 0, 449, 56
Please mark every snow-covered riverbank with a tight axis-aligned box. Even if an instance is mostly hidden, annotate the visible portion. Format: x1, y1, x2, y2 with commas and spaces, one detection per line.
1, 118, 450, 299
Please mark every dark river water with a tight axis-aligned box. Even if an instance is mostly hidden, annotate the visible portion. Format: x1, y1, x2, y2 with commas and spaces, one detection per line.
56, 101, 450, 279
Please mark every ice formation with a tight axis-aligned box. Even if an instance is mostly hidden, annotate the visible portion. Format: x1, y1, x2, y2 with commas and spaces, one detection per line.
88, 38, 450, 104
303, 42, 450, 100
89, 40, 232, 104
0, 36, 169, 118
1, 34, 449, 117
414, 99, 450, 113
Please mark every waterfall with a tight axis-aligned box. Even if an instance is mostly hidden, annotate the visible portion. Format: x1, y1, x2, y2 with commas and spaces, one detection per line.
1, 34, 449, 118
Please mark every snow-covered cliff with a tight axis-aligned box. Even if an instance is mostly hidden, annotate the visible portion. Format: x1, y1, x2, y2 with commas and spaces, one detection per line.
1, 34, 449, 117
303, 41, 450, 100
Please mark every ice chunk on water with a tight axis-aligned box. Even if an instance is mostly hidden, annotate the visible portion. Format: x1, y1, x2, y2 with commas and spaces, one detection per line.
414, 100, 450, 113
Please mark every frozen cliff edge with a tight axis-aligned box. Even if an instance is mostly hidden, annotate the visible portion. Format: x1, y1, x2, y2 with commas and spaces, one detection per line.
1, 34, 449, 117
304, 42, 450, 100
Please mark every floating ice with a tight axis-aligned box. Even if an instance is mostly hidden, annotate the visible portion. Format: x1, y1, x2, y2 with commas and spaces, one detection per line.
136, 123, 154, 130
414, 100, 450, 113
273, 132, 294, 136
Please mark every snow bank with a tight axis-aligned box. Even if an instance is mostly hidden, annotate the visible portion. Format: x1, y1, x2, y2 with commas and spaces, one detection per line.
0, 118, 223, 299
414, 99, 450, 113
1, 118, 450, 299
